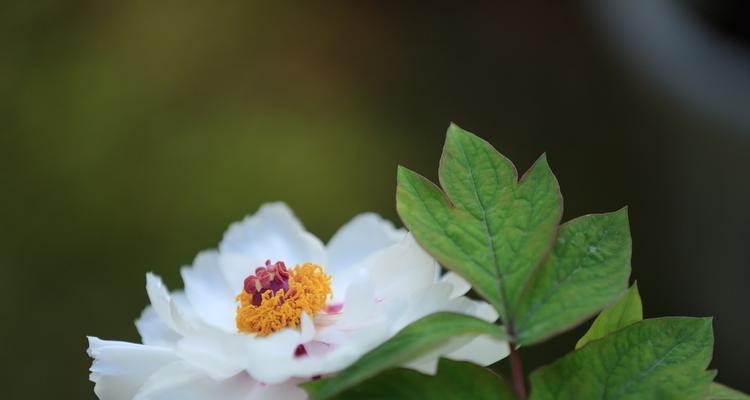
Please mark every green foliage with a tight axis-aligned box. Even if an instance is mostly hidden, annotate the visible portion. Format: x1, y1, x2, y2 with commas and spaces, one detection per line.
319, 359, 518, 400
300, 124, 741, 400
529, 318, 716, 400
576, 282, 642, 349
397, 123, 563, 327
396, 124, 632, 347
514, 210, 631, 345
708, 382, 750, 399
302, 312, 507, 400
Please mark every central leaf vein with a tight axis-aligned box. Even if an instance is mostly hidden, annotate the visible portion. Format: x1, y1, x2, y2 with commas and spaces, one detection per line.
454, 136, 510, 322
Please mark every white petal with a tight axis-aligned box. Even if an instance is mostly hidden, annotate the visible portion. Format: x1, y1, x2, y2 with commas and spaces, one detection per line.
443, 300, 507, 365
326, 213, 404, 275
181, 251, 236, 332
87, 337, 178, 400
473, 300, 499, 323
397, 332, 507, 375
135, 306, 180, 348
270, 322, 391, 381
145, 273, 196, 336
440, 271, 472, 299
246, 380, 307, 400
403, 299, 507, 370
132, 361, 304, 400
145, 273, 176, 331
298, 313, 317, 342
312, 273, 391, 365
174, 332, 248, 381
395, 291, 507, 373
390, 282, 454, 332
332, 271, 379, 329
358, 233, 439, 302
402, 358, 439, 375
219, 203, 327, 294
175, 316, 315, 384
444, 334, 509, 366
241, 322, 319, 384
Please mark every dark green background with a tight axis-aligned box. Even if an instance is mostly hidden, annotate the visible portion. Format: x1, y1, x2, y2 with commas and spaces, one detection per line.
2, 2, 748, 398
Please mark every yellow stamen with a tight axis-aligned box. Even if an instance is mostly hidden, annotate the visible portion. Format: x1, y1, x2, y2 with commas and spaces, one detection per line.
235, 262, 332, 336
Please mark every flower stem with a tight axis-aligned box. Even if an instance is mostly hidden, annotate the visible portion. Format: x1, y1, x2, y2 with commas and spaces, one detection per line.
509, 342, 527, 399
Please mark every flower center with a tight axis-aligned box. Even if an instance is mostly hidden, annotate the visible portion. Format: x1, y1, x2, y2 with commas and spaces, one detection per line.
235, 260, 332, 336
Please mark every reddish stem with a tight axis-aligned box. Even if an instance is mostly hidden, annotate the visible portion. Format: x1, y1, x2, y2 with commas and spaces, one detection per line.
509, 342, 527, 399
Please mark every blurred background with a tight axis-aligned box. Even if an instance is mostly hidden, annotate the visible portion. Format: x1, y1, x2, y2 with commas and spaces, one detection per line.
1, 1, 748, 398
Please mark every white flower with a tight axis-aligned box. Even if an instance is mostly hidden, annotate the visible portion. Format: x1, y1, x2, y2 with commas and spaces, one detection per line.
87, 203, 509, 399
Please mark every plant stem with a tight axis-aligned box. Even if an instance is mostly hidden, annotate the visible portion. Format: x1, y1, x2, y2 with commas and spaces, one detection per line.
509, 342, 527, 399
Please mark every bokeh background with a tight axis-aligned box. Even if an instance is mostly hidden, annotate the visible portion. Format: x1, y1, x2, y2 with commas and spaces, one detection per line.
2, 1, 748, 398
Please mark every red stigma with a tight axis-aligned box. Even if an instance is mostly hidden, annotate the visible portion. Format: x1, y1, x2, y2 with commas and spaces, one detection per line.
243, 260, 290, 306
294, 344, 307, 358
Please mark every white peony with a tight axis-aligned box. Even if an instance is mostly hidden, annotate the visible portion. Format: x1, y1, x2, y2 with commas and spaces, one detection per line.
87, 203, 509, 399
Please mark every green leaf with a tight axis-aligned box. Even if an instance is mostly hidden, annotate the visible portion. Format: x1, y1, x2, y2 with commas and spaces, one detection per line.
576, 282, 642, 349
396, 123, 562, 326
655, 373, 718, 400
320, 359, 518, 400
302, 312, 508, 400
708, 382, 750, 399
513, 209, 632, 345
529, 317, 715, 400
